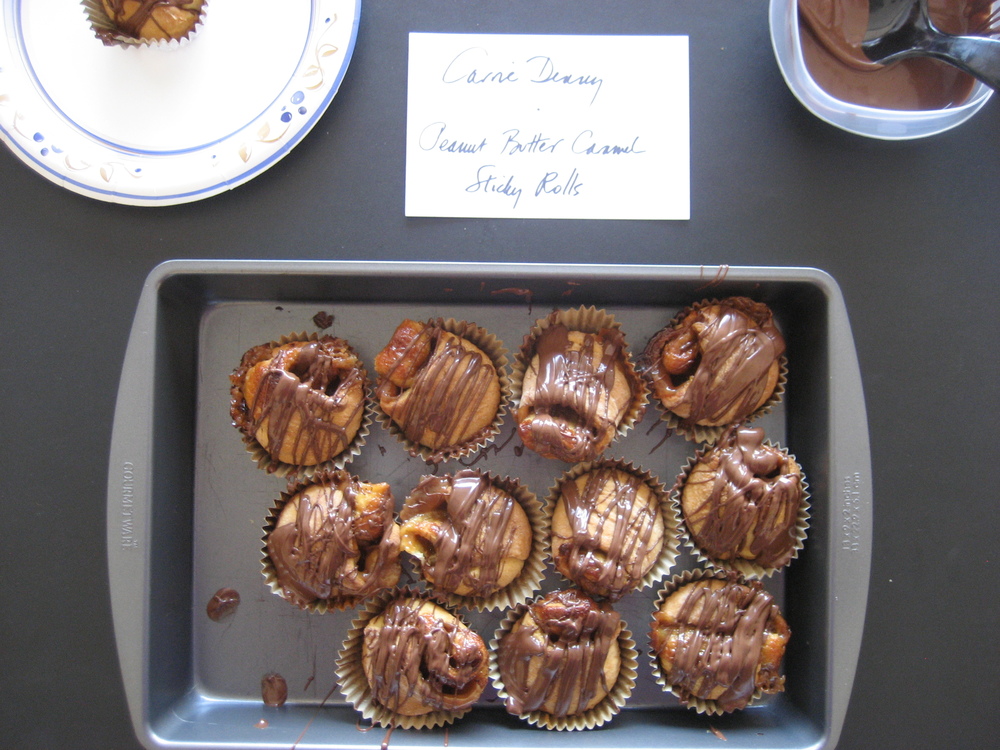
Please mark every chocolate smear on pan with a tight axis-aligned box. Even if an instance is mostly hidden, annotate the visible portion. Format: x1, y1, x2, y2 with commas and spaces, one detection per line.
206, 587, 240, 621
261, 673, 288, 707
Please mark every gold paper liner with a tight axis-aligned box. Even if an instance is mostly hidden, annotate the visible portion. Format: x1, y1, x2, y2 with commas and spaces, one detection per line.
336, 587, 482, 729
260, 471, 401, 614
511, 306, 648, 460
640, 298, 787, 445
401, 472, 548, 612
489, 592, 638, 730
672, 439, 811, 579
83, 0, 207, 49
545, 458, 679, 600
649, 569, 787, 715
232, 332, 372, 480
372, 318, 511, 464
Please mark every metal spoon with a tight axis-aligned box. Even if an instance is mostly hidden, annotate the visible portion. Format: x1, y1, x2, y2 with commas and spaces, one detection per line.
862, 0, 1000, 90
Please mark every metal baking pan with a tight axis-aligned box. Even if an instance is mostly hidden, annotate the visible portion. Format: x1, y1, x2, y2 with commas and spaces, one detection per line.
107, 260, 871, 750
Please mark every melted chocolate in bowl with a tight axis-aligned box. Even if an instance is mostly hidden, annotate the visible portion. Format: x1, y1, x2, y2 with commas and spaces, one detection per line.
798, 0, 996, 110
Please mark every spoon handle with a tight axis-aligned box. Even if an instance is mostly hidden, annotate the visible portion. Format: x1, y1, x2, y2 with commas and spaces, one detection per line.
923, 34, 1000, 91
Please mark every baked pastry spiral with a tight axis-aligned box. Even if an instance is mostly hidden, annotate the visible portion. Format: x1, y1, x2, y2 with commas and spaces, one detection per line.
374, 319, 502, 459
400, 471, 533, 598
231, 336, 367, 468
497, 589, 622, 718
517, 319, 640, 463
266, 471, 401, 608
362, 596, 488, 716
642, 297, 785, 428
650, 575, 789, 712
551, 463, 666, 601
681, 427, 805, 570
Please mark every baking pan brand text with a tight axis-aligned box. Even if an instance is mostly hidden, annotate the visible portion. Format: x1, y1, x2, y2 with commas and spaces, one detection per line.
121, 462, 137, 551
841, 472, 862, 552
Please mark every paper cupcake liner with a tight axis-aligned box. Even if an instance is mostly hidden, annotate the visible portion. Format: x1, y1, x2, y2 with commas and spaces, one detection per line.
373, 318, 511, 464
336, 587, 482, 729
640, 298, 786, 445
231, 332, 372, 479
489, 592, 637, 730
401, 471, 548, 612
671, 438, 810, 579
84, 0, 207, 49
545, 459, 679, 600
511, 306, 648, 460
649, 569, 785, 715
260, 470, 401, 614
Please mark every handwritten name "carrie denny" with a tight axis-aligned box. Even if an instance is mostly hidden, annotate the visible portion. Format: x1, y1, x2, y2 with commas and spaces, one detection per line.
442, 48, 605, 103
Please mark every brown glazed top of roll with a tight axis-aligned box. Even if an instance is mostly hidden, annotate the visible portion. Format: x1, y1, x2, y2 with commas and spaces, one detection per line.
267, 472, 400, 607
363, 597, 488, 715
553, 465, 663, 600
231, 337, 367, 466
101, 1, 202, 40
400, 470, 527, 597
498, 589, 621, 717
651, 577, 788, 712
518, 323, 636, 462
643, 297, 785, 427
375, 319, 501, 457
683, 427, 803, 569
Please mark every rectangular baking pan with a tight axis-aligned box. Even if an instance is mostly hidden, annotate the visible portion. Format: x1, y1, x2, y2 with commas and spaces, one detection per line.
107, 260, 871, 750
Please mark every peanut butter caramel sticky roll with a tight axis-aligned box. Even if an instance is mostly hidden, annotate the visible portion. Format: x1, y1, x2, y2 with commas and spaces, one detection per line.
374, 318, 509, 462
514, 307, 646, 464
492, 588, 637, 730
231, 333, 369, 476
262, 470, 401, 612
86, 0, 205, 47
338, 591, 488, 729
550, 460, 678, 601
399, 470, 544, 610
650, 571, 790, 714
641, 297, 786, 443
677, 426, 809, 578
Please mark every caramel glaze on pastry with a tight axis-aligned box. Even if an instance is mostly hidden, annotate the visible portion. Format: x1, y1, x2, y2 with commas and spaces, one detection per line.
642, 297, 785, 428
552, 465, 665, 601
682, 427, 804, 569
267, 472, 401, 608
650, 576, 789, 712
231, 337, 367, 467
375, 320, 501, 459
400, 471, 532, 598
498, 589, 622, 717
517, 323, 639, 463
100, 1, 204, 42
362, 596, 488, 716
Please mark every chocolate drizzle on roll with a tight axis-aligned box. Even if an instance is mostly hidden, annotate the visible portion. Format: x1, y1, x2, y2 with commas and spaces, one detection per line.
375, 320, 502, 459
651, 577, 788, 712
400, 471, 527, 598
231, 337, 367, 467
554, 465, 664, 601
642, 297, 785, 428
518, 322, 637, 462
267, 473, 400, 607
682, 427, 804, 569
363, 597, 487, 715
498, 589, 621, 717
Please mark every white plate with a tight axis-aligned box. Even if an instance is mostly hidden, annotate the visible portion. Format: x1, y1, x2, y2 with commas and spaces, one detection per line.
0, 0, 360, 205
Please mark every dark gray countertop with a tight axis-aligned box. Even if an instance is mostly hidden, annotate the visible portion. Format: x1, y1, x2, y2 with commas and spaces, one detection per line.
2, 2, 998, 748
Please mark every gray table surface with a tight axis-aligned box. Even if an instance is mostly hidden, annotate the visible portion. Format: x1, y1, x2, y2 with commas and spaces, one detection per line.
2, 2, 998, 748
